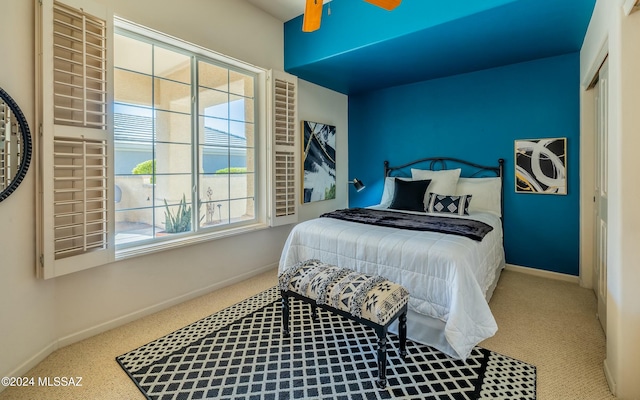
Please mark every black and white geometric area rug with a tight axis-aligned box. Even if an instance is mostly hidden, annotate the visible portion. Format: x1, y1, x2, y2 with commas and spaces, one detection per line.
117, 287, 536, 400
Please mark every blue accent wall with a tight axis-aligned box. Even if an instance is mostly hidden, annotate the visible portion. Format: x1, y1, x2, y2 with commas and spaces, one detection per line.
348, 53, 580, 275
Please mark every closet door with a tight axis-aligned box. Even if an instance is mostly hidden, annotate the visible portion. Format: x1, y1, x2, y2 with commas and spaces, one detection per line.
594, 58, 608, 333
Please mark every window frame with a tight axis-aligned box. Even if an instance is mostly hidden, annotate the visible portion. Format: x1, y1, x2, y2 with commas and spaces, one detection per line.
113, 18, 270, 261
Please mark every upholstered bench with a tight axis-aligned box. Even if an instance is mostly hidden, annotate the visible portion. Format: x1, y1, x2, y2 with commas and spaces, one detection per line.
278, 259, 410, 389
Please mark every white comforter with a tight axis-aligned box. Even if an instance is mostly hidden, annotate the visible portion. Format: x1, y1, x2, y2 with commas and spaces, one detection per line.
278, 207, 505, 360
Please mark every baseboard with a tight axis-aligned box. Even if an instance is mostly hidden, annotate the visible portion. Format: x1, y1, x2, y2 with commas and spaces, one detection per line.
0, 262, 277, 391
504, 264, 581, 284
0, 340, 57, 394
57, 262, 277, 348
603, 358, 616, 396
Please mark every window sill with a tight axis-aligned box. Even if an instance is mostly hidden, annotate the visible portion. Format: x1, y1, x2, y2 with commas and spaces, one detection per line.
115, 222, 270, 261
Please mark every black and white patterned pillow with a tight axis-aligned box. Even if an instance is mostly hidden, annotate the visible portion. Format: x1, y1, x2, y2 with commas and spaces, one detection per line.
426, 193, 472, 215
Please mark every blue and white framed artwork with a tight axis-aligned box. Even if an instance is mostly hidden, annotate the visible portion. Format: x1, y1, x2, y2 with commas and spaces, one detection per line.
515, 137, 567, 195
302, 120, 336, 203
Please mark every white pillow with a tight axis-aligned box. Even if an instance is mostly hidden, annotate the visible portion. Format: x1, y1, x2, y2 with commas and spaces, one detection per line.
410, 168, 461, 197
380, 176, 410, 208
455, 177, 502, 216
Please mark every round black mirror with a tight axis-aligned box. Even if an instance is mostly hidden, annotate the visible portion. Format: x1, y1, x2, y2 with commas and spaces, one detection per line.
0, 87, 32, 202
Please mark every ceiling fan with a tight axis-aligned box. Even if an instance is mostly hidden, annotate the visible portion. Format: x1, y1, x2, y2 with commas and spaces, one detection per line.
303, 0, 402, 32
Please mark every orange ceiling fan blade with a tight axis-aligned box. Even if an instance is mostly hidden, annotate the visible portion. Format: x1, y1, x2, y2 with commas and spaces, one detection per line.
303, 0, 323, 32
363, 0, 402, 11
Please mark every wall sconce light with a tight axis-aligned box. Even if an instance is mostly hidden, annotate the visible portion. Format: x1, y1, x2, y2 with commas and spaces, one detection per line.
350, 178, 366, 192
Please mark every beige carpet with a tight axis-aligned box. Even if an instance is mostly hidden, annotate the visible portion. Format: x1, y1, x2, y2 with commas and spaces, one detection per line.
481, 270, 613, 400
0, 269, 614, 400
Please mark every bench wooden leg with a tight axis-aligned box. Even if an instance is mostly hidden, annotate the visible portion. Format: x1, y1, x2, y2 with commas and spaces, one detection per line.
281, 291, 290, 337
399, 312, 407, 359
376, 327, 388, 389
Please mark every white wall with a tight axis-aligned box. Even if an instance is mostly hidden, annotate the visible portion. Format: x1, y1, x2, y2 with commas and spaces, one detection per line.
0, 0, 348, 382
0, 0, 57, 380
580, 1, 640, 398
297, 80, 349, 221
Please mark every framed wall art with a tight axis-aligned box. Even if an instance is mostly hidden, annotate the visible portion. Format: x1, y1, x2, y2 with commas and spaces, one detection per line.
302, 120, 336, 203
515, 137, 567, 195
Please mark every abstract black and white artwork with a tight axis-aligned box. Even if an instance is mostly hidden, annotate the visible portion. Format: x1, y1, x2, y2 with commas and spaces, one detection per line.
302, 121, 336, 203
515, 137, 567, 194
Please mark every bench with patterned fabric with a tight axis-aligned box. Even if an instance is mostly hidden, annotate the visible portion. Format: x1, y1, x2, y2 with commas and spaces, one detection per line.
278, 259, 410, 389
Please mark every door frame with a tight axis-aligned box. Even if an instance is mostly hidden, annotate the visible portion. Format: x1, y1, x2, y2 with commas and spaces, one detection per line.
579, 39, 609, 290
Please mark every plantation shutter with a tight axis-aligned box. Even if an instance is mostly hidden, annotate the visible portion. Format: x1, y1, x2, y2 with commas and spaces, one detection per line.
268, 70, 298, 227
36, 0, 114, 279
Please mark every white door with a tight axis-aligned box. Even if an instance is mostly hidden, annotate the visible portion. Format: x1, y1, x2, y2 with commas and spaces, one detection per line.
594, 59, 608, 333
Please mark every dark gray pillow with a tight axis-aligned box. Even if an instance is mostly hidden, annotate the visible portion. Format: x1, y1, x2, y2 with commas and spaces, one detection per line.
388, 178, 431, 212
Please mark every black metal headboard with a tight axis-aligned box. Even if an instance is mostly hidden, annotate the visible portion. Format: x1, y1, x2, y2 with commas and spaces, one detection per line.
384, 157, 504, 179
384, 157, 505, 224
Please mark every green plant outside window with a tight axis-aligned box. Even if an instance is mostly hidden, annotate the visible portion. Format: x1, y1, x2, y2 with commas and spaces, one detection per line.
132, 159, 156, 183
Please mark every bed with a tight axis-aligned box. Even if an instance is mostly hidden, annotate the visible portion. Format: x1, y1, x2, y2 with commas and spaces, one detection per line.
279, 157, 506, 360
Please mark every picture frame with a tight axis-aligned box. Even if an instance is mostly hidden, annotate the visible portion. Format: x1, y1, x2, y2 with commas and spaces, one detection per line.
515, 137, 567, 195
302, 120, 336, 203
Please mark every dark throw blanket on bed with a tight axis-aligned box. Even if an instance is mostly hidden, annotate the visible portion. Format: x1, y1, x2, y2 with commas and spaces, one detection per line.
320, 208, 494, 241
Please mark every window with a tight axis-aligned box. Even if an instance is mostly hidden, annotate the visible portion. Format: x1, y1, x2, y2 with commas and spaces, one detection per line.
37, 0, 298, 278
113, 22, 261, 250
